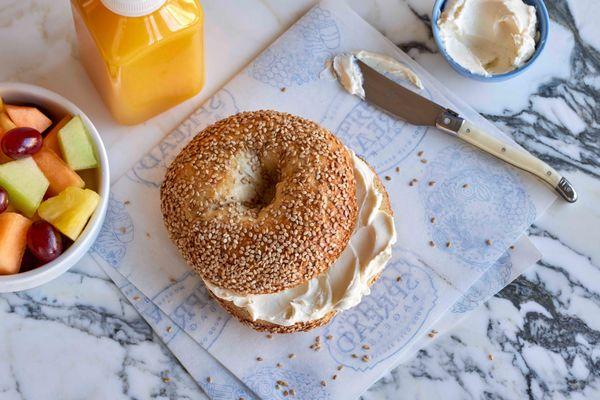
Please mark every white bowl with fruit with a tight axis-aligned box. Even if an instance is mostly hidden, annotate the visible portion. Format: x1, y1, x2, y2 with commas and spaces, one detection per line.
0, 82, 109, 292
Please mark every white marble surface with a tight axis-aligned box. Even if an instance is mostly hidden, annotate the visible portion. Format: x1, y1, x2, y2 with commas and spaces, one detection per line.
0, 0, 599, 399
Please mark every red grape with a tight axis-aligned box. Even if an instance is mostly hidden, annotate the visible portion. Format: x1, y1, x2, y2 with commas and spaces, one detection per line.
27, 221, 63, 263
1, 127, 42, 159
0, 187, 7, 213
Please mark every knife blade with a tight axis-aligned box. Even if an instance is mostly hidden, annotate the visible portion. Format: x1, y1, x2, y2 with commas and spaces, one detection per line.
356, 60, 577, 203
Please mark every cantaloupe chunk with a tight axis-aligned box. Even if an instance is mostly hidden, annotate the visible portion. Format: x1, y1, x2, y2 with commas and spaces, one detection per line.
43, 114, 71, 156
33, 146, 85, 196
0, 212, 32, 275
5, 104, 52, 133
38, 187, 99, 241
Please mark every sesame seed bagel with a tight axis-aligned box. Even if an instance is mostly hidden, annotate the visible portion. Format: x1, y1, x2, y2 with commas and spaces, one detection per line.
161, 110, 358, 295
213, 167, 392, 333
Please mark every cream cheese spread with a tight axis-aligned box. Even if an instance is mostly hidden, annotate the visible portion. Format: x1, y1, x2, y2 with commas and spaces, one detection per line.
332, 50, 423, 98
204, 152, 397, 326
437, 0, 537, 76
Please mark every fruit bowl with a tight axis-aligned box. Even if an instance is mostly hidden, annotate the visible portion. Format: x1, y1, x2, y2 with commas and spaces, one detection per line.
0, 82, 109, 292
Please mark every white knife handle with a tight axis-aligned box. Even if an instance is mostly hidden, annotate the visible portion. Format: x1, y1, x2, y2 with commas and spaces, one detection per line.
453, 120, 577, 202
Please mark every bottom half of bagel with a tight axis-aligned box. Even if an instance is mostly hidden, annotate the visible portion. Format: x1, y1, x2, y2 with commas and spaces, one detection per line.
203, 154, 396, 333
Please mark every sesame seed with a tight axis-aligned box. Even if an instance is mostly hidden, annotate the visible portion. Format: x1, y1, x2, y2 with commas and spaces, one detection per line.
510, 245, 515, 250
166, 326, 172, 333
326, 335, 333, 340
288, 353, 295, 359
395, 166, 400, 172
396, 276, 402, 282
462, 183, 469, 188
332, 374, 338, 380
485, 239, 492, 246
280, 87, 286, 92
337, 365, 343, 371
124, 200, 130, 205
351, 354, 358, 358
361, 355, 370, 362
321, 381, 327, 387
417, 151, 424, 157
162, 377, 170, 383
362, 344, 370, 350
430, 217, 436, 223
266, 334, 273, 339
206, 376, 212, 383
256, 357, 263, 362
488, 354, 494, 360
420, 159, 427, 164
446, 242, 452, 248
132, 295, 140, 301
277, 363, 283, 368
385, 176, 391, 181
429, 240, 435, 247
428, 181, 435, 186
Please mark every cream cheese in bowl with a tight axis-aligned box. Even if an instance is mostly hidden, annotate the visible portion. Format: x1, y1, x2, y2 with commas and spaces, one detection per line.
437, 0, 538, 76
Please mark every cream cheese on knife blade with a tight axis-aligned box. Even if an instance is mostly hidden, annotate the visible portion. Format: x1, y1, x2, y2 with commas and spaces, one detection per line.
332, 50, 423, 98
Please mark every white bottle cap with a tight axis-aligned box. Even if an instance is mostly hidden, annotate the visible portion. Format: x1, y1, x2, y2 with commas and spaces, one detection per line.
100, 0, 167, 17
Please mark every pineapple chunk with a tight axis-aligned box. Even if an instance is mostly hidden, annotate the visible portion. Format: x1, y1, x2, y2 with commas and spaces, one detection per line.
38, 187, 99, 241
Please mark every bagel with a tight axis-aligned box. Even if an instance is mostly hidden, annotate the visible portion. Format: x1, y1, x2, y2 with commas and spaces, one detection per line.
161, 110, 396, 333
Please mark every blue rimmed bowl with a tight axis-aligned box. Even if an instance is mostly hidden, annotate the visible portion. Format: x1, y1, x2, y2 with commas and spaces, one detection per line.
431, 0, 549, 82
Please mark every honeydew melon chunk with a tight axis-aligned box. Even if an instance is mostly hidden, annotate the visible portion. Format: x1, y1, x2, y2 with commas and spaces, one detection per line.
0, 212, 32, 275
58, 116, 98, 171
0, 157, 49, 218
38, 187, 99, 241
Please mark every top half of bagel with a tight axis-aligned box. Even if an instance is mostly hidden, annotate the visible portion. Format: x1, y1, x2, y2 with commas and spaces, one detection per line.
160, 110, 359, 295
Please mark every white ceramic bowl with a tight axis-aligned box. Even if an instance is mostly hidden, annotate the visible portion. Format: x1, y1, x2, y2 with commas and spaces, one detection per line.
0, 82, 109, 293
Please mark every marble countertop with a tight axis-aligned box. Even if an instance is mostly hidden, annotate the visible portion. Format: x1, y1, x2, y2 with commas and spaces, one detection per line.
1, 0, 599, 399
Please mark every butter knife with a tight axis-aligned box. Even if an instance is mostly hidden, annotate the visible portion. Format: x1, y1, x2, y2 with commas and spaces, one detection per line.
356, 60, 577, 203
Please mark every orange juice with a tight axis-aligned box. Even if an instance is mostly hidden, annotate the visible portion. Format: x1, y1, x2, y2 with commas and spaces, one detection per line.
71, 0, 204, 124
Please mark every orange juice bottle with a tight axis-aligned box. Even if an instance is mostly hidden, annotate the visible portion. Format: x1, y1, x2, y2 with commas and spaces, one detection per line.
70, 0, 204, 125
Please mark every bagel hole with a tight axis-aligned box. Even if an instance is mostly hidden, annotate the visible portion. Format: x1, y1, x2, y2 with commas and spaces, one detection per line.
228, 152, 280, 212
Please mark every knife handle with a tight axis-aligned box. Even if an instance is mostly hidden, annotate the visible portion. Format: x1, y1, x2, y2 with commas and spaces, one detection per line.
456, 120, 577, 202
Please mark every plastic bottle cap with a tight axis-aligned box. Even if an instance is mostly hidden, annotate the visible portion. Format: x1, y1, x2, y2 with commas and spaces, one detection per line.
100, 0, 167, 17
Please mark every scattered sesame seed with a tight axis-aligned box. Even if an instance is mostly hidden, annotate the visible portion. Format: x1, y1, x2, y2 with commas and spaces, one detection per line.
266, 334, 273, 339
485, 239, 492, 246
288, 353, 295, 359
395, 166, 401, 172
351, 354, 358, 358
256, 357, 263, 362
119, 227, 127, 234
510, 245, 515, 250
124, 200, 130, 205
362, 344, 370, 350
277, 380, 288, 387
146, 232, 151, 238
488, 354, 494, 360
332, 374, 338, 380
321, 381, 327, 387
280, 87, 286, 92
417, 151, 424, 157
290, 389, 296, 396
337, 365, 344, 371
283, 390, 289, 397
166, 326, 172, 333
429, 240, 435, 247
162, 377, 170, 383
396, 276, 402, 282
206, 376, 212, 383
462, 183, 469, 188
420, 159, 428, 164
277, 363, 283, 368
361, 355, 370, 362
326, 335, 333, 340
132, 295, 140, 301
446, 241, 452, 248
428, 181, 436, 186
385, 176, 391, 181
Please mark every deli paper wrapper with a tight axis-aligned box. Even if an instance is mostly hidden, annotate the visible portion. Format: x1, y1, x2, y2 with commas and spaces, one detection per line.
92, 234, 539, 400
90, 0, 556, 398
